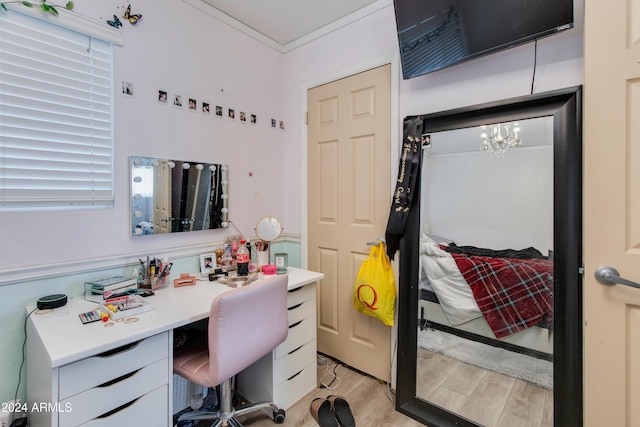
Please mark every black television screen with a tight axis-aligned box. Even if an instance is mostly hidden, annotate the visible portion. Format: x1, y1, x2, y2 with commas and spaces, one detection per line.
393, 0, 574, 80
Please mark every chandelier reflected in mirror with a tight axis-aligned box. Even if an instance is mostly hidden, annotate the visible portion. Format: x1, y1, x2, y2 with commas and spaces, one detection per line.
480, 122, 521, 157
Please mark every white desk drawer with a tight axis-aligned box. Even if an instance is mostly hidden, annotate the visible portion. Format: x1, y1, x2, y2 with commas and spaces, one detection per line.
275, 315, 316, 358
287, 283, 316, 307
287, 299, 315, 326
274, 363, 316, 410
274, 340, 316, 385
79, 385, 168, 427
59, 358, 169, 427
59, 332, 169, 400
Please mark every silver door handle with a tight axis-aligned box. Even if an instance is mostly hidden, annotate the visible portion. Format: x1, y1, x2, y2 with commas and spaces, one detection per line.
595, 265, 640, 289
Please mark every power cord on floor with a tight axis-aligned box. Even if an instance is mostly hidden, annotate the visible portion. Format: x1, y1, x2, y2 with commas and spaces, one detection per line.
316, 349, 397, 401
317, 354, 342, 390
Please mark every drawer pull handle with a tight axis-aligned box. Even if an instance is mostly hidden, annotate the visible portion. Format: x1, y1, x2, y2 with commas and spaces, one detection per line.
98, 368, 140, 388
289, 320, 303, 329
96, 396, 140, 419
287, 369, 303, 381
288, 345, 303, 355
97, 340, 143, 358
288, 303, 303, 311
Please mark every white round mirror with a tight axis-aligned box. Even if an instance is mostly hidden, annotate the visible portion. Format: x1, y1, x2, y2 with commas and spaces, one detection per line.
255, 216, 282, 242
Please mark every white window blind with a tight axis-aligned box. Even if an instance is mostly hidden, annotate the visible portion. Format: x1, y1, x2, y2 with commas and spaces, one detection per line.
0, 8, 115, 210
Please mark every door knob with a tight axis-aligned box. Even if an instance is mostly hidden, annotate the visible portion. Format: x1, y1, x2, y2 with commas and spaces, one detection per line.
594, 265, 640, 289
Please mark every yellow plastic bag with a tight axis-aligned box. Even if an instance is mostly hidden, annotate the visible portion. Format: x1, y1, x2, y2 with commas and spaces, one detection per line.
353, 241, 397, 326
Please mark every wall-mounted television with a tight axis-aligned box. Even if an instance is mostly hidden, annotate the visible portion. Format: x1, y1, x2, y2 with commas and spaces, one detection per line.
393, 0, 574, 80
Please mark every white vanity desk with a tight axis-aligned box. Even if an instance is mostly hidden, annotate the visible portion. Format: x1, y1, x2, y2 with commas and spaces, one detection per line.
26, 267, 324, 427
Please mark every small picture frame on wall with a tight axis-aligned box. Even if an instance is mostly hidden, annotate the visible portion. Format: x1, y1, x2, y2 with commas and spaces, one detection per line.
239, 111, 246, 123
228, 108, 235, 120
122, 81, 134, 97
158, 90, 168, 103
188, 98, 197, 111
250, 114, 257, 125
200, 253, 216, 273
271, 119, 276, 128
173, 94, 183, 108
202, 102, 210, 114
216, 106, 223, 117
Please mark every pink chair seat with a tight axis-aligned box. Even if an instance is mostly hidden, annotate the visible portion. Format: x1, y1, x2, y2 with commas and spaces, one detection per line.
174, 346, 216, 387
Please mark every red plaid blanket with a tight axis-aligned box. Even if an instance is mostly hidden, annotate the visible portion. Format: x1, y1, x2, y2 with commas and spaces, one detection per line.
450, 253, 553, 338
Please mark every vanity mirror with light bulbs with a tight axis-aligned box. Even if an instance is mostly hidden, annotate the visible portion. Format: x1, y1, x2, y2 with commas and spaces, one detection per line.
130, 156, 229, 236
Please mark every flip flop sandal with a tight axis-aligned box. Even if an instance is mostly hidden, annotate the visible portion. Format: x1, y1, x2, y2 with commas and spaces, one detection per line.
327, 395, 356, 427
310, 398, 339, 427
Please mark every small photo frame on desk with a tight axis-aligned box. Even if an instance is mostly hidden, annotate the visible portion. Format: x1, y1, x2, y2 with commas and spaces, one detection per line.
200, 253, 216, 273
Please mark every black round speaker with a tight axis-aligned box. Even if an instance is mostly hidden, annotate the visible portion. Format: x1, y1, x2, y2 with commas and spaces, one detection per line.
36, 294, 68, 310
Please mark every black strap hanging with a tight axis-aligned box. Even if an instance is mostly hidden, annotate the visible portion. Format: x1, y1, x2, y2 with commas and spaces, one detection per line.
385, 116, 423, 260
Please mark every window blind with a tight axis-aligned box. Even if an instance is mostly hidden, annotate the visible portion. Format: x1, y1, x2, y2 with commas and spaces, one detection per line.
0, 8, 115, 210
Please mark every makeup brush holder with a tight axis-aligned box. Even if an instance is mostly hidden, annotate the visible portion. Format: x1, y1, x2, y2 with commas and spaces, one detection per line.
257, 248, 270, 268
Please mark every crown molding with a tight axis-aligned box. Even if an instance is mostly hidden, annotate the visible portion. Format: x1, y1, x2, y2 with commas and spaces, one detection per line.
182, 0, 392, 53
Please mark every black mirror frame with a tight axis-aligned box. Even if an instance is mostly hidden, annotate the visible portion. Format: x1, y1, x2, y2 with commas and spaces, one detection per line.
396, 87, 583, 427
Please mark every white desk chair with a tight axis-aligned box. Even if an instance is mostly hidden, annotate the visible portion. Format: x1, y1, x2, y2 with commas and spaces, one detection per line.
173, 275, 289, 426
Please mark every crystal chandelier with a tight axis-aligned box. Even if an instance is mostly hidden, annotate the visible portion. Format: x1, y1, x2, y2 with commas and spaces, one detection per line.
480, 122, 522, 157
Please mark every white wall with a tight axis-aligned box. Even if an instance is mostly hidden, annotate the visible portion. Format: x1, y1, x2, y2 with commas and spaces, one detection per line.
0, 0, 286, 404
422, 148, 554, 253
281, 1, 583, 238
0, 0, 285, 274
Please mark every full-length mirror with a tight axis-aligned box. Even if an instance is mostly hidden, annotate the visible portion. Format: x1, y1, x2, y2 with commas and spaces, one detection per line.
130, 156, 229, 236
419, 116, 554, 425
396, 88, 582, 427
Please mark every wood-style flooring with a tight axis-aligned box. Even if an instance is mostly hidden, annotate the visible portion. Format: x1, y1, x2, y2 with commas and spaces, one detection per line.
233, 355, 424, 427
192, 351, 551, 427
417, 348, 553, 427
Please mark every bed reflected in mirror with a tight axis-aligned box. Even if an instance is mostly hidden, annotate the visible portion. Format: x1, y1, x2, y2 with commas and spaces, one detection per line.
417, 116, 554, 426
130, 156, 228, 236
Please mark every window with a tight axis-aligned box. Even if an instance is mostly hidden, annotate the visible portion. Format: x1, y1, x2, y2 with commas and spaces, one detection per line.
0, 7, 120, 210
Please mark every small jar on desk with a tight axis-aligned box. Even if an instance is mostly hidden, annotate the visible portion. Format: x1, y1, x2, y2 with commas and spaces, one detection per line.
274, 253, 288, 274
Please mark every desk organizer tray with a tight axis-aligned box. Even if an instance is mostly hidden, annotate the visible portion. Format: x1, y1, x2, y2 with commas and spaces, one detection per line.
84, 276, 138, 303
100, 295, 153, 320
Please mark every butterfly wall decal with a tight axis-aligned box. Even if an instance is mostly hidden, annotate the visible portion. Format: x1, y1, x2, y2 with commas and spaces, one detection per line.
107, 15, 122, 28
123, 4, 142, 25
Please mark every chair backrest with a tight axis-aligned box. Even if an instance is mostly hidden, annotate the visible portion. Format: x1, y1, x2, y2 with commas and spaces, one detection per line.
208, 275, 289, 384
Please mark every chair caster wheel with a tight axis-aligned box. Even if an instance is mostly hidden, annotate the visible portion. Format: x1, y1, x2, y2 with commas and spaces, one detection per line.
273, 408, 286, 424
